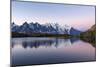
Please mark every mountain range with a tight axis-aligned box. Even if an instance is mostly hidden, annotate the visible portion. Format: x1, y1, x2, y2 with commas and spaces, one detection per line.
11, 22, 81, 36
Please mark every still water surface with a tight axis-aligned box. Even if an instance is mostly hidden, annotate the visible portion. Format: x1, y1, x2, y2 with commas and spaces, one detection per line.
11, 37, 96, 66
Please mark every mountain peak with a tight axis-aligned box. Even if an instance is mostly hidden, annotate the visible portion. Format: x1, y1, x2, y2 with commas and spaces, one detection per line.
12, 22, 15, 24
23, 22, 28, 25
35, 22, 39, 24
70, 27, 81, 35
11, 22, 17, 27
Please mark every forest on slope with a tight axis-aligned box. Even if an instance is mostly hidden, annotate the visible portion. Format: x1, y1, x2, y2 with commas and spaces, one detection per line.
80, 24, 96, 47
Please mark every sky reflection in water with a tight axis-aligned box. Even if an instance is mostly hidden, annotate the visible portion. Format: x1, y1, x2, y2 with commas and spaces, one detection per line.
11, 37, 96, 66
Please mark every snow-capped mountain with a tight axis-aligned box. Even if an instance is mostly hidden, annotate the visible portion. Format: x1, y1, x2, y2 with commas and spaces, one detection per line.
11, 22, 81, 35
11, 22, 19, 32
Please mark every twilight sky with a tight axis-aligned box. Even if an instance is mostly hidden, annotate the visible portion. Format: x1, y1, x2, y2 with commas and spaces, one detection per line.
12, 1, 95, 31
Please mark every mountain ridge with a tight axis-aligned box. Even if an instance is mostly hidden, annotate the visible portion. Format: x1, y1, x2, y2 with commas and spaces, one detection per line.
11, 22, 81, 36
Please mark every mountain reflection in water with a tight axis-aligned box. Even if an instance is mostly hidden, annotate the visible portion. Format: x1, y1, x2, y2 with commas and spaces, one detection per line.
11, 37, 96, 66
12, 38, 79, 48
